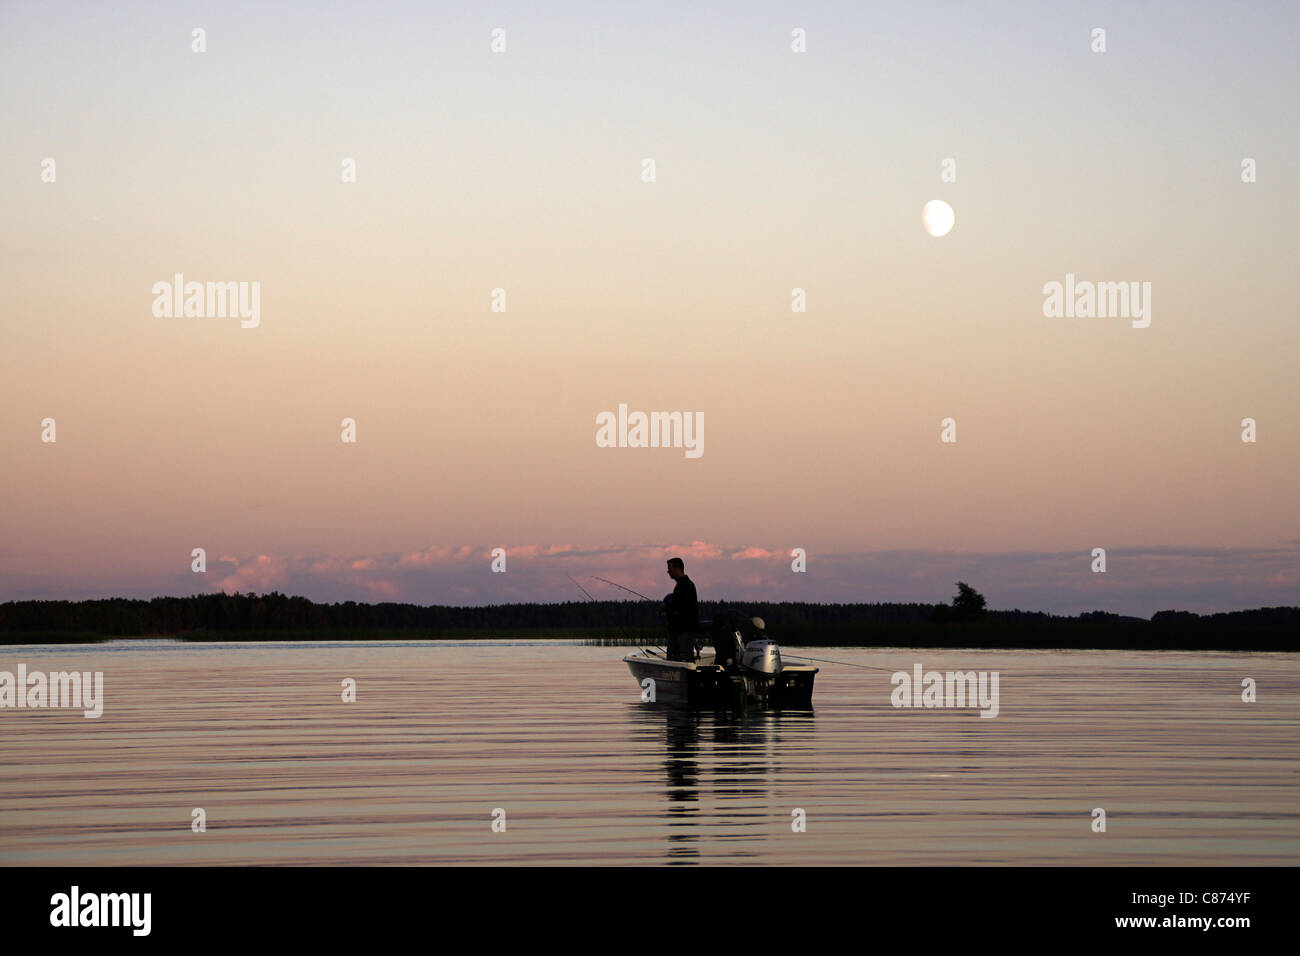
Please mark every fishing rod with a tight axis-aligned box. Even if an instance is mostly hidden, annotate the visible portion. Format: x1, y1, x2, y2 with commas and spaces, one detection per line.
567, 575, 596, 601
590, 575, 655, 602
588, 575, 664, 653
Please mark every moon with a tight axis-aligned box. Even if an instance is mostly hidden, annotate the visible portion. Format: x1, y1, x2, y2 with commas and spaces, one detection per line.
922, 199, 955, 237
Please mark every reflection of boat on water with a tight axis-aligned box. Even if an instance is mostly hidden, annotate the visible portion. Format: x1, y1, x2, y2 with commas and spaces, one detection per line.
628, 698, 817, 863
624, 612, 818, 709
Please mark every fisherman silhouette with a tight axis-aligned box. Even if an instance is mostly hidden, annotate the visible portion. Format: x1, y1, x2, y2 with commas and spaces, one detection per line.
662, 557, 699, 661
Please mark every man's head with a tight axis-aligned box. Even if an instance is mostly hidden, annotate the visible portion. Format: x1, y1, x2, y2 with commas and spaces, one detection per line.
666, 557, 685, 580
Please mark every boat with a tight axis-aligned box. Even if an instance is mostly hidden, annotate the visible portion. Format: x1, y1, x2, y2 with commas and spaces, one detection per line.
623, 611, 818, 709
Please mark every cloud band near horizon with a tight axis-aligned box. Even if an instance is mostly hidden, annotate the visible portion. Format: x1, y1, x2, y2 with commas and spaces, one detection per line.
3, 541, 1297, 619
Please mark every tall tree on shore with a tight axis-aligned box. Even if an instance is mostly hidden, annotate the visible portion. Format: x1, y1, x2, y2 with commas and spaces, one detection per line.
952, 581, 987, 618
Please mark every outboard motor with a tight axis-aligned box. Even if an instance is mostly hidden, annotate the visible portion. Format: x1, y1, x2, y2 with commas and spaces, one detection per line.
710, 610, 783, 675
740, 638, 783, 675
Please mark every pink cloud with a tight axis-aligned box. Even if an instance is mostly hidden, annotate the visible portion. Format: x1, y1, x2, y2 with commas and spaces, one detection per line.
666, 540, 724, 560
398, 545, 464, 566
731, 546, 778, 560
214, 554, 286, 594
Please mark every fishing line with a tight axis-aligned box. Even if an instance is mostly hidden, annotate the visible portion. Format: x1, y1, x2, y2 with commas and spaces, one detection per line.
780, 653, 897, 673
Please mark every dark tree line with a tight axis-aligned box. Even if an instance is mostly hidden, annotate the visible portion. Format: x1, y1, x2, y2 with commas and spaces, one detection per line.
0, 591, 1297, 650
0, 592, 946, 635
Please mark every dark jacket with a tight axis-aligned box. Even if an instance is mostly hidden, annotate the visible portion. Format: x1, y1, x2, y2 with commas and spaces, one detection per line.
664, 575, 699, 631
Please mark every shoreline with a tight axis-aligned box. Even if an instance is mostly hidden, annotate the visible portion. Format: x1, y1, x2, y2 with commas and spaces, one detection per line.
2, 625, 1295, 652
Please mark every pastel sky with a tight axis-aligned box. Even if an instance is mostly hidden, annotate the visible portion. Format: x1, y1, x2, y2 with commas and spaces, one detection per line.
2, 1, 1296, 616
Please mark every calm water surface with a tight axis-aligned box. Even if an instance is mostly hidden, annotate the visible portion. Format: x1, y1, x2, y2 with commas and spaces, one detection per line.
2, 641, 1297, 865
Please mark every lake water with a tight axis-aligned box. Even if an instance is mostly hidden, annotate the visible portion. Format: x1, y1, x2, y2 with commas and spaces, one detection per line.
2, 641, 1297, 865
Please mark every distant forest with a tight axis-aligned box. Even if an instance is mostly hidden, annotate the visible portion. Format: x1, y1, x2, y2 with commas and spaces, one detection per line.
1, 591, 1297, 650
